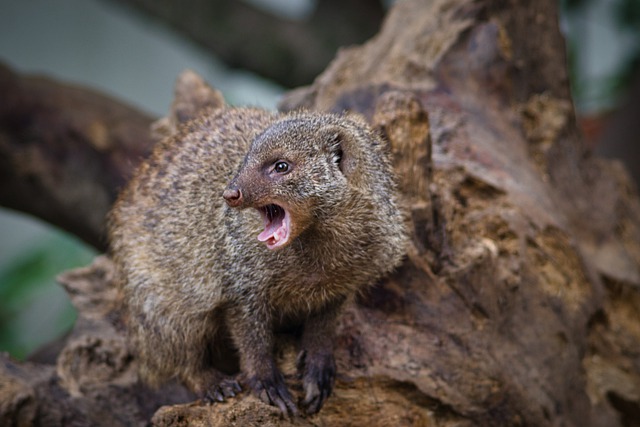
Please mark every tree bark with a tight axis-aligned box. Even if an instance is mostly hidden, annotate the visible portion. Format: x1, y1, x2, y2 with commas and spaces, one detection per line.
2, 0, 640, 426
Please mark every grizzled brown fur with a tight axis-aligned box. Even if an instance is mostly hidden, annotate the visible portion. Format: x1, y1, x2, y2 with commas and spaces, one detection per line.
108, 105, 407, 415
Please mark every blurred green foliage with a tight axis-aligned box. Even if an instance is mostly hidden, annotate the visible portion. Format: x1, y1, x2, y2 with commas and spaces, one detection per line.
563, 0, 640, 111
609, 0, 640, 99
0, 230, 96, 360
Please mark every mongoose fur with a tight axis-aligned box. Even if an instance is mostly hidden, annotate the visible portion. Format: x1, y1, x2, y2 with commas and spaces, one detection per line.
108, 105, 407, 415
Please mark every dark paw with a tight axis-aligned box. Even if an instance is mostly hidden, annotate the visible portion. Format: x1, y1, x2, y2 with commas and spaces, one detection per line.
248, 370, 299, 416
296, 349, 336, 414
203, 376, 242, 403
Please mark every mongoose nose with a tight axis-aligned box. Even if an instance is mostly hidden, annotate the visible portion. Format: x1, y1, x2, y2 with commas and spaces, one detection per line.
223, 188, 243, 207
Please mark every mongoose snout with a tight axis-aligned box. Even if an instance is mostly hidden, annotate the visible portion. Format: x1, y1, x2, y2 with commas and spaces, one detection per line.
222, 187, 242, 207
224, 174, 292, 249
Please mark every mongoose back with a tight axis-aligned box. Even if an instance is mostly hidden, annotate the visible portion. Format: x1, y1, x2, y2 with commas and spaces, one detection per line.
109, 106, 407, 415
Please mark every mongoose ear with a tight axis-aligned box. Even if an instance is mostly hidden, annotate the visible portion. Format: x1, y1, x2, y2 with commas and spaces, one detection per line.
325, 127, 358, 179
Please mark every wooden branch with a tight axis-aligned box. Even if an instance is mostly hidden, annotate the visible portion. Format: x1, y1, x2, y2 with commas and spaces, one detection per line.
103, 0, 384, 87
0, 63, 155, 250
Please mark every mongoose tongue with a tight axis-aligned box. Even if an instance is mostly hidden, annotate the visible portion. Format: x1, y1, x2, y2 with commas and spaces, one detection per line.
257, 204, 291, 249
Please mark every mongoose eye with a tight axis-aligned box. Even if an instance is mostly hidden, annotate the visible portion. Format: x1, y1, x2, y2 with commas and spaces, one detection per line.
274, 161, 289, 174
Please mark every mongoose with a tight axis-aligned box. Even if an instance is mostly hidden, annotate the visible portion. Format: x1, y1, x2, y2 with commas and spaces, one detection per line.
108, 106, 407, 415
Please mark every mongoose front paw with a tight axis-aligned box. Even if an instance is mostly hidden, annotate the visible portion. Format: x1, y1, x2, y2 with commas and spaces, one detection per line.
296, 349, 336, 414
248, 370, 299, 416
203, 376, 242, 403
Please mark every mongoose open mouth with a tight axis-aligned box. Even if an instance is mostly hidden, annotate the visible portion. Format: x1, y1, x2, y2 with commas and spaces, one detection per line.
257, 204, 291, 249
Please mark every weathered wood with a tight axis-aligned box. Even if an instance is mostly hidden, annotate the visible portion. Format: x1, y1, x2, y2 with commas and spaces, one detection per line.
1, 0, 639, 426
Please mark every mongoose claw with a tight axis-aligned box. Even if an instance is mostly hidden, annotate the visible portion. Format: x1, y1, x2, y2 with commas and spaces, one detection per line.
203, 377, 242, 403
249, 372, 299, 417
298, 350, 336, 414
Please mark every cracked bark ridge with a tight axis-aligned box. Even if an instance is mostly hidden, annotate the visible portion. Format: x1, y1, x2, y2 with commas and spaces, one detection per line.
1, 0, 640, 425
150, 69, 226, 141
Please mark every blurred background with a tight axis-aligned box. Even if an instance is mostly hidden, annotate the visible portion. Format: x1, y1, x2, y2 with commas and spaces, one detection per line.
0, 0, 638, 360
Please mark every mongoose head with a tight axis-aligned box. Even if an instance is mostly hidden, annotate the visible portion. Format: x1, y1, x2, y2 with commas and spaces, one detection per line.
223, 113, 375, 250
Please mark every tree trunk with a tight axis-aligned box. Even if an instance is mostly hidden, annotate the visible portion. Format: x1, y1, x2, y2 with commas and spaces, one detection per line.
2, 1, 640, 426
